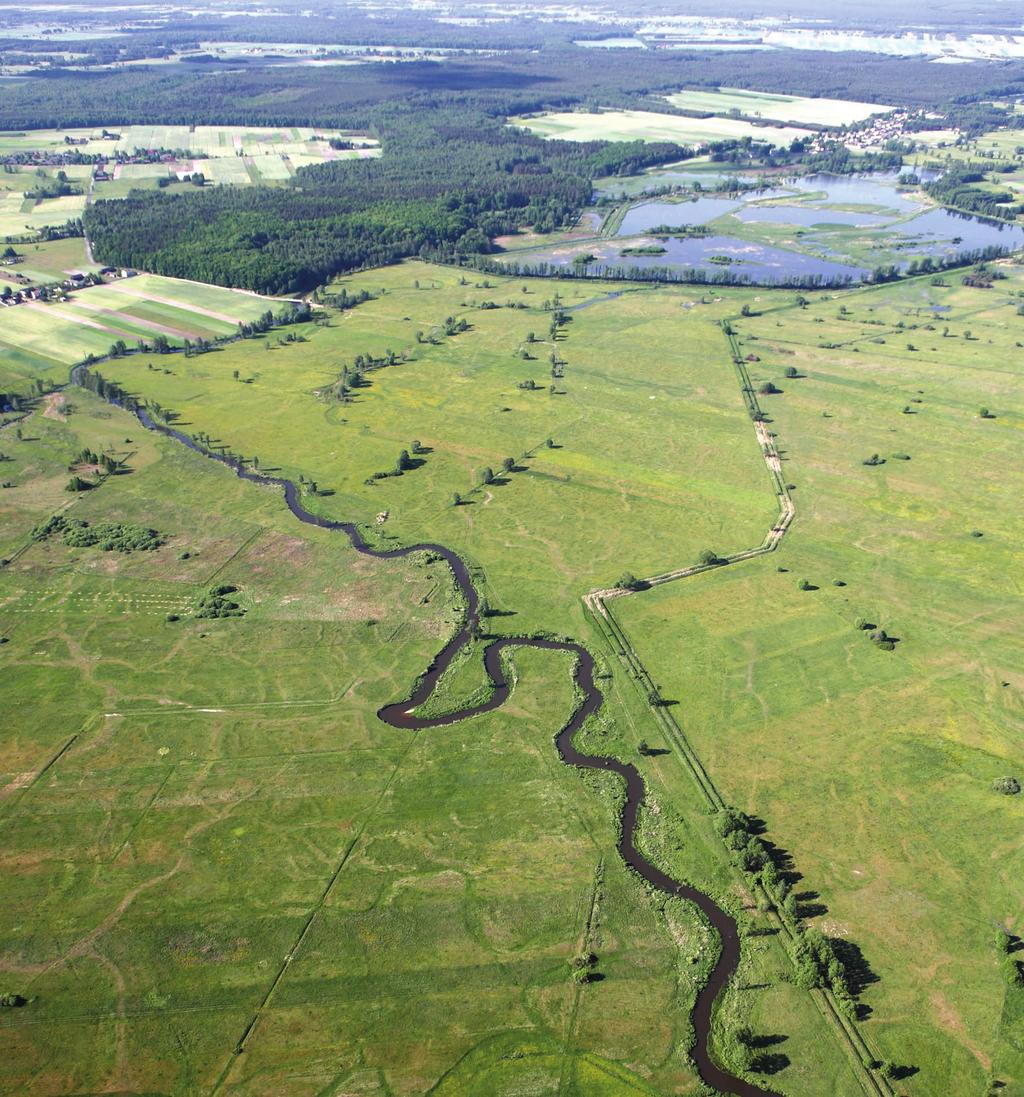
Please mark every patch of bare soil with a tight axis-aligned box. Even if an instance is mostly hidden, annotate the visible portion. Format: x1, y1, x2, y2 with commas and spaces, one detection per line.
42, 392, 67, 421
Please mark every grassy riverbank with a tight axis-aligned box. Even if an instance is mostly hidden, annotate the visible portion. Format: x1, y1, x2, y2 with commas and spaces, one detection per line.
0, 389, 714, 1095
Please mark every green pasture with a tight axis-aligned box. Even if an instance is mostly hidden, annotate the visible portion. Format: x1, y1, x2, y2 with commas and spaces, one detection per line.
96, 261, 778, 640
510, 109, 814, 149
0, 238, 95, 284
0, 388, 723, 1096
4, 256, 1020, 1093
614, 265, 1024, 1094
663, 88, 894, 128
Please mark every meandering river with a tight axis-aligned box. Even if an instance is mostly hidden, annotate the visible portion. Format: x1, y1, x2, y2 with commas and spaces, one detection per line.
77, 370, 774, 1096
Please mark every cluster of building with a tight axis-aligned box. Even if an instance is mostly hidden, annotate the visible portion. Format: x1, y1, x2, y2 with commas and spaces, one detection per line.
0, 266, 136, 307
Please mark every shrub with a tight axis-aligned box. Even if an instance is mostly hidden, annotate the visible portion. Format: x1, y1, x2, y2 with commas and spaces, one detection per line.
698, 549, 723, 566
0, 993, 26, 1008
979, 407, 994, 419
758, 380, 781, 395
31, 515, 162, 553
862, 454, 885, 466
615, 572, 645, 591
716, 807, 752, 839
993, 776, 1021, 796
797, 579, 813, 591
784, 366, 799, 378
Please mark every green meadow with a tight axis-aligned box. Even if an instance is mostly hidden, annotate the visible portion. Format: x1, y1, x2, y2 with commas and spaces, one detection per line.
0, 355, 840, 1096
2, 255, 1022, 1094
94, 262, 778, 640
662, 88, 894, 128
510, 109, 813, 149
614, 264, 1024, 1094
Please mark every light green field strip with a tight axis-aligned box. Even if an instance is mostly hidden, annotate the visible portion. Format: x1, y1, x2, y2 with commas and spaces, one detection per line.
0, 125, 379, 158
0, 193, 86, 238
511, 108, 813, 147
93, 273, 284, 321
246, 154, 293, 181
664, 87, 894, 127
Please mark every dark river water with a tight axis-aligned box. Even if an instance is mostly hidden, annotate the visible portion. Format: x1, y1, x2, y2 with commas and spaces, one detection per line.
73, 369, 774, 1097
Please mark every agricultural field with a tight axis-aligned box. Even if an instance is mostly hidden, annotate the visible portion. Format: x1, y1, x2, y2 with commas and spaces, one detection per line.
510, 109, 814, 149
0, 126, 380, 209
0, 166, 90, 239
0, 126, 379, 159
663, 88, 895, 128
614, 265, 1024, 1095
0, 274, 288, 384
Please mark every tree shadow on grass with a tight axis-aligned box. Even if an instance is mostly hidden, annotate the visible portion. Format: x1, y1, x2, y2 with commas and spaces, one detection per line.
752, 1052, 790, 1075
750, 1033, 788, 1050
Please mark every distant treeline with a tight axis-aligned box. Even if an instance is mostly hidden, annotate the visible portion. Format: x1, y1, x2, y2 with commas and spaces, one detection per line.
456, 253, 860, 290
6, 49, 1024, 131
4, 48, 1019, 292
461, 241, 1017, 289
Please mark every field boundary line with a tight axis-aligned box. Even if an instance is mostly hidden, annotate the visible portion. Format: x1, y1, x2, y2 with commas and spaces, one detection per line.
209, 727, 423, 1095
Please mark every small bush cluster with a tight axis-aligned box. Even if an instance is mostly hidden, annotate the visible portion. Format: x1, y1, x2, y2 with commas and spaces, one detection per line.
997, 929, 1024, 987
993, 776, 1021, 796
194, 584, 245, 619
854, 618, 895, 651
31, 515, 163, 553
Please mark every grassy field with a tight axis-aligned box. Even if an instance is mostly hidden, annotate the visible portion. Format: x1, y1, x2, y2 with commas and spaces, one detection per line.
663, 88, 894, 128
92, 262, 779, 642
614, 265, 1024, 1094
0, 274, 287, 385
0, 310, 862, 1095
510, 109, 814, 149
5, 255, 1020, 1093
0, 386, 733, 1095
0, 237, 97, 284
